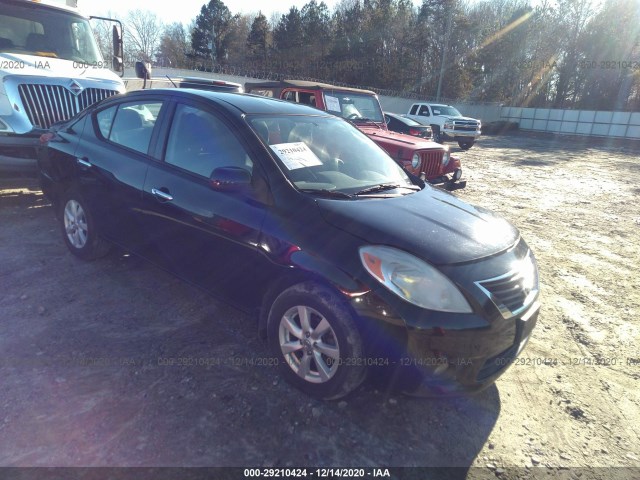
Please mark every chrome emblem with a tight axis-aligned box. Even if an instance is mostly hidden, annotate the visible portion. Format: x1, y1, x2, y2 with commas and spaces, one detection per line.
68, 80, 84, 96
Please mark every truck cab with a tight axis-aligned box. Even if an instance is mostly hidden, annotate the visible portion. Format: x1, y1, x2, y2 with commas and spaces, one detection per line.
0, 0, 125, 171
245, 80, 465, 190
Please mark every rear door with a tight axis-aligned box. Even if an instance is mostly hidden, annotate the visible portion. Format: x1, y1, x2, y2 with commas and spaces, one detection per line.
73, 95, 167, 250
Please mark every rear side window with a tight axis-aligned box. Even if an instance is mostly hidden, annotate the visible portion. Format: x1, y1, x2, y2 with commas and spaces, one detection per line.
409, 105, 418, 115
418, 105, 430, 116
96, 101, 163, 154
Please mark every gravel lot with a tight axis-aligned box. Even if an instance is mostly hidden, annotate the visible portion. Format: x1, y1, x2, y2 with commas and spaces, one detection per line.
0, 133, 639, 479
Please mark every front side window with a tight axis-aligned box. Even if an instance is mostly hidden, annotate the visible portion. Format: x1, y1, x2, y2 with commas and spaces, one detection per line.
432, 106, 462, 116
97, 101, 163, 154
164, 104, 252, 178
249, 115, 413, 194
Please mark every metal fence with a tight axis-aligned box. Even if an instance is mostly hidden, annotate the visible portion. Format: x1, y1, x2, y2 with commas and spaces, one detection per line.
500, 107, 640, 140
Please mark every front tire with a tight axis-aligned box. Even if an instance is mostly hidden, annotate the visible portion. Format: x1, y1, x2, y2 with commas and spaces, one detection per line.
59, 189, 111, 261
267, 282, 366, 400
457, 139, 475, 150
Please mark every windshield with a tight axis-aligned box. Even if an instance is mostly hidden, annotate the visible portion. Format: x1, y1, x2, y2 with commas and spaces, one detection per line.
249, 115, 415, 195
431, 105, 463, 117
0, 3, 103, 63
322, 91, 385, 123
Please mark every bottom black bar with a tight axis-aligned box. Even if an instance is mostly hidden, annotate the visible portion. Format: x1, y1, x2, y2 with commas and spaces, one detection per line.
0, 467, 638, 480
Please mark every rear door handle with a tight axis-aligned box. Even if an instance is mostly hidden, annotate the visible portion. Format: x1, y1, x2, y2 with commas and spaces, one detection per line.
77, 157, 92, 168
151, 188, 173, 202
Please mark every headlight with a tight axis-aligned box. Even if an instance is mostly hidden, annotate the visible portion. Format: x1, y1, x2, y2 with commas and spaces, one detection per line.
443, 150, 450, 166
411, 153, 420, 169
359, 245, 473, 313
445, 122, 453, 129
520, 250, 539, 295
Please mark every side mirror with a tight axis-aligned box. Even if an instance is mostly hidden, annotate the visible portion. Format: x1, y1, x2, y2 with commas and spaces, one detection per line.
210, 167, 251, 192
135, 61, 151, 80
112, 24, 124, 76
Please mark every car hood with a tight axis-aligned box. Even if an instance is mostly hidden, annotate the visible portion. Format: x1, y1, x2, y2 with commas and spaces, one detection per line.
316, 187, 519, 265
359, 125, 443, 150
441, 115, 479, 123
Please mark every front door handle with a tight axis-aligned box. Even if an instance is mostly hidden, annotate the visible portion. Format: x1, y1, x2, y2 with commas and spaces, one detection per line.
151, 188, 174, 202
77, 157, 92, 168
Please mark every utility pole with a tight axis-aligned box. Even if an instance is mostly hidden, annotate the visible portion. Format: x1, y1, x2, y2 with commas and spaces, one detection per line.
436, 6, 453, 101
210, 22, 217, 65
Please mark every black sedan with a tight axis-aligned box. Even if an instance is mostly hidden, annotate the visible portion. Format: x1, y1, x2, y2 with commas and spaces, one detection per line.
384, 111, 433, 139
38, 89, 539, 399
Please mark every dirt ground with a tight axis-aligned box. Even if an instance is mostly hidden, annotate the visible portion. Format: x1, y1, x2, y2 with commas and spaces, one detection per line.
0, 133, 638, 479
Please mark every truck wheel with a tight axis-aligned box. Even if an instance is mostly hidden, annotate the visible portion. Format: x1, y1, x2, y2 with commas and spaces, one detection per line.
267, 282, 367, 400
59, 189, 111, 261
432, 126, 443, 143
457, 139, 475, 150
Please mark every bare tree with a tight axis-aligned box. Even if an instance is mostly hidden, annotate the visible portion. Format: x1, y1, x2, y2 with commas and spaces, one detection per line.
125, 9, 163, 63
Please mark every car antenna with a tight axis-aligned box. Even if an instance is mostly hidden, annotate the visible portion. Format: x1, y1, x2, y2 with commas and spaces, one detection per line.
165, 75, 178, 88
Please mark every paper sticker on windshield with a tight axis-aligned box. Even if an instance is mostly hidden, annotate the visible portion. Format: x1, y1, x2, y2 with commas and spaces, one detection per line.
270, 142, 323, 170
324, 95, 341, 113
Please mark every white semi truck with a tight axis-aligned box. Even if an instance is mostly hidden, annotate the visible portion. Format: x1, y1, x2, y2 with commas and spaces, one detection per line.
0, 0, 125, 171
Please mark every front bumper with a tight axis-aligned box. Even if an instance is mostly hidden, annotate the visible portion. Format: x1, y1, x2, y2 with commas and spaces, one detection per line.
443, 128, 481, 139
349, 239, 539, 396
402, 301, 539, 395
429, 168, 466, 190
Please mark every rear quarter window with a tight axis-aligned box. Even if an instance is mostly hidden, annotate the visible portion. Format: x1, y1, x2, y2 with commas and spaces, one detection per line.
96, 106, 116, 138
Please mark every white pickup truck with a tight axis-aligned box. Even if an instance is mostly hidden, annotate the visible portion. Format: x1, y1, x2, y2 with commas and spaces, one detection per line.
406, 103, 481, 150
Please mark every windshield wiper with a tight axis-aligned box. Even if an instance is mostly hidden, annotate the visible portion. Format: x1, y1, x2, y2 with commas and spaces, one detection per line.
298, 188, 353, 199
354, 183, 420, 196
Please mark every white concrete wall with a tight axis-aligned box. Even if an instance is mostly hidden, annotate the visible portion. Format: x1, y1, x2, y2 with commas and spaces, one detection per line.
501, 106, 640, 139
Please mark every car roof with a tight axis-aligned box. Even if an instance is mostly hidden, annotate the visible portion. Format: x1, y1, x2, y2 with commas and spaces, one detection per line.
245, 80, 377, 96
385, 111, 425, 126
110, 88, 333, 116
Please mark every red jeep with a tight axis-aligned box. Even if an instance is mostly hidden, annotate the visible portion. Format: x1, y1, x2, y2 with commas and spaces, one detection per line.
244, 80, 465, 190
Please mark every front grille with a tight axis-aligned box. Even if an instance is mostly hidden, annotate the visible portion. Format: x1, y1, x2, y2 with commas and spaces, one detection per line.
18, 84, 118, 129
419, 150, 444, 178
478, 269, 529, 313
453, 121, 479, 132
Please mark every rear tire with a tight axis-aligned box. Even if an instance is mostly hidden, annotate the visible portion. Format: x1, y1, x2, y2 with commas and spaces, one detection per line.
267, 282, 366, 400
432, 126, 443, 143
59, 189, 111, 261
